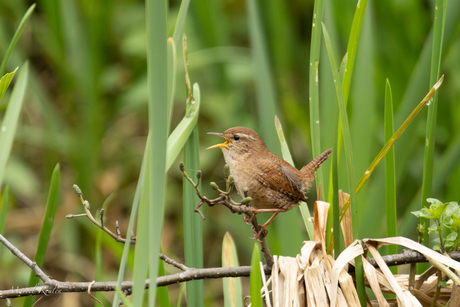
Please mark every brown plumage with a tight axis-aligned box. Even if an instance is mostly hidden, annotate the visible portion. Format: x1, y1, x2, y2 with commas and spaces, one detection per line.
208, 127, 332, 235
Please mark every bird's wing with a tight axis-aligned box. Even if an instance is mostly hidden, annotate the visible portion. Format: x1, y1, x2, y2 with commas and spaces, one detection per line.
257, 158, 307, 202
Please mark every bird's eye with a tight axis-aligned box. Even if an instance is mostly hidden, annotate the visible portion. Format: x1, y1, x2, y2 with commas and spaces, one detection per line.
234, 135, 240, 141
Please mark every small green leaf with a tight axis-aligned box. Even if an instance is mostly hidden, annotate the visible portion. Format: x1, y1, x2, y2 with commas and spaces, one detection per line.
412, 208, 435, 219
426, 198, 448, 220
446, 232, 458, 241
427, 224, 442, 234
0, 68, 17, 100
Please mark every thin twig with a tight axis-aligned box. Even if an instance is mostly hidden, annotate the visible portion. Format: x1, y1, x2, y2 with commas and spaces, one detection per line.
180, 162, 274, 266
0, 234, 56, 286
69, 185, 136, 244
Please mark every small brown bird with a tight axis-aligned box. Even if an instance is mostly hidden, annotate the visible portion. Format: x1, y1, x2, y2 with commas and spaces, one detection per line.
208, 127, 332, 236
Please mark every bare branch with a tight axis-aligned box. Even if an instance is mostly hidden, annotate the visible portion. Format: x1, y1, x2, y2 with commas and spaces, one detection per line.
68, 184, 136, 244
0, 234, 56, 287
180, 163, 274, 267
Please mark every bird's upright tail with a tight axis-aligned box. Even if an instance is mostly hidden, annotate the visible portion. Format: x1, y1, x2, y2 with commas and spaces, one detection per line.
301, 149, 332, 178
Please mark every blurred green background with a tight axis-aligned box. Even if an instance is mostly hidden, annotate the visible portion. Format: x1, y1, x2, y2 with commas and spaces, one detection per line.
0, 0, 459, 305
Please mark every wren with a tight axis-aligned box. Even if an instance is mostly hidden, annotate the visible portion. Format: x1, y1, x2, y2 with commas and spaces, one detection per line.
208, 126, 332, 236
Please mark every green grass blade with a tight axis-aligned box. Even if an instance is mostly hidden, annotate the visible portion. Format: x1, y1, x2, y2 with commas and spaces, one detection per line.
112, 144, 147, 307
355, 76, 444, 193
308, 0, 326, 192
222, 232, 243, 307
274, 117, 314, 240
249, 243, 262, 307
342, 0, 368, 104
420, 0, 448, 249
384, 80, 397, 273
0, 68, 17, 100
0, 4, 35, 75
131, 0, 169, 305
131, 152, 151, 306
0, 62, 28, 188
156, 250, 171, 306
322, 23, 364, 305
23, 163, 60, 307
146, 0, 168, 305
246, 0, 279, 150
0, 186, 9, 235
165, 85, 200, 171
183, 92, 203, 305
167, 38, 176, 133
172, 0, 191, 47
114, 287, 134, 307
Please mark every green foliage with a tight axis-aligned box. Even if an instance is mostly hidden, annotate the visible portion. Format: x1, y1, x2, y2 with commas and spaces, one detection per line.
249, 243, 262, 307
412, 198, 460, 252
0, 0, 459, 305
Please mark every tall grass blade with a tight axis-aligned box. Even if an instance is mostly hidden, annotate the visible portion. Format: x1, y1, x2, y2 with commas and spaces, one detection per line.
165, 86, 200, 171
112, 144, 147, 307
23, 164, 60, 307
308, 0, 326, 192
342, 0, 368, 104
130, 0, 169, 305
249, 243, 262, 307
322, 23, 364, 305
0, 186, 8, 236
183, 87, 203, 306
246, 0, 279, 149
172, 0, 191, 47
222, 232, 243, 307
0, 4, 35, 75
156, 249, 171, 306
0, 63, 28, 188
146, 0, 168, 304
384, 80, 397, 273
420, 0, 448, 249
355, 76, 444, 193
167, 38, 176, 132
131, 153, 151, 306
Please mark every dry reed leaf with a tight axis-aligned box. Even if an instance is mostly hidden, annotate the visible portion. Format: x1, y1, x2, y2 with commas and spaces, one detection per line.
330, 240, 363, 307
338, 267, 360, 306
313, 200, 330, 242
414, 266, 437, 290
260, 261, 273, 307
412, 289, 444, 307
364, 237, 460, 272
366, 243, 421, 307
362, 257, 390, 307
307, 257, 329, 306
273, 255, 280, 307
338, 190, 353, 248
278, 256, 302, 306
298, 240, 317, 270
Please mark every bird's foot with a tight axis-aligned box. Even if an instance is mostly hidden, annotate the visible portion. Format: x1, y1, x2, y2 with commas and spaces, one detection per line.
243, 211, 256, 225
249, 225, 267, 241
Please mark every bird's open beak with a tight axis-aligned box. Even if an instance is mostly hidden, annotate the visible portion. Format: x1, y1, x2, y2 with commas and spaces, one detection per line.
207, 132, 231, 149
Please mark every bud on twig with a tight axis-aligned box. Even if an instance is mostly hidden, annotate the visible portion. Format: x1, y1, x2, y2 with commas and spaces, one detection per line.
196, 170, 202, 179
210, 182, 219, 190
228, 175, 235, 185
73, 184, 82, 197
240, 197, 252, 205
223, 164, 230, 178
179, 162, 185, 172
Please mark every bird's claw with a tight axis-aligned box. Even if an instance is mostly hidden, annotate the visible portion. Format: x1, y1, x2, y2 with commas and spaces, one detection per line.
249, 225, 267, 241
